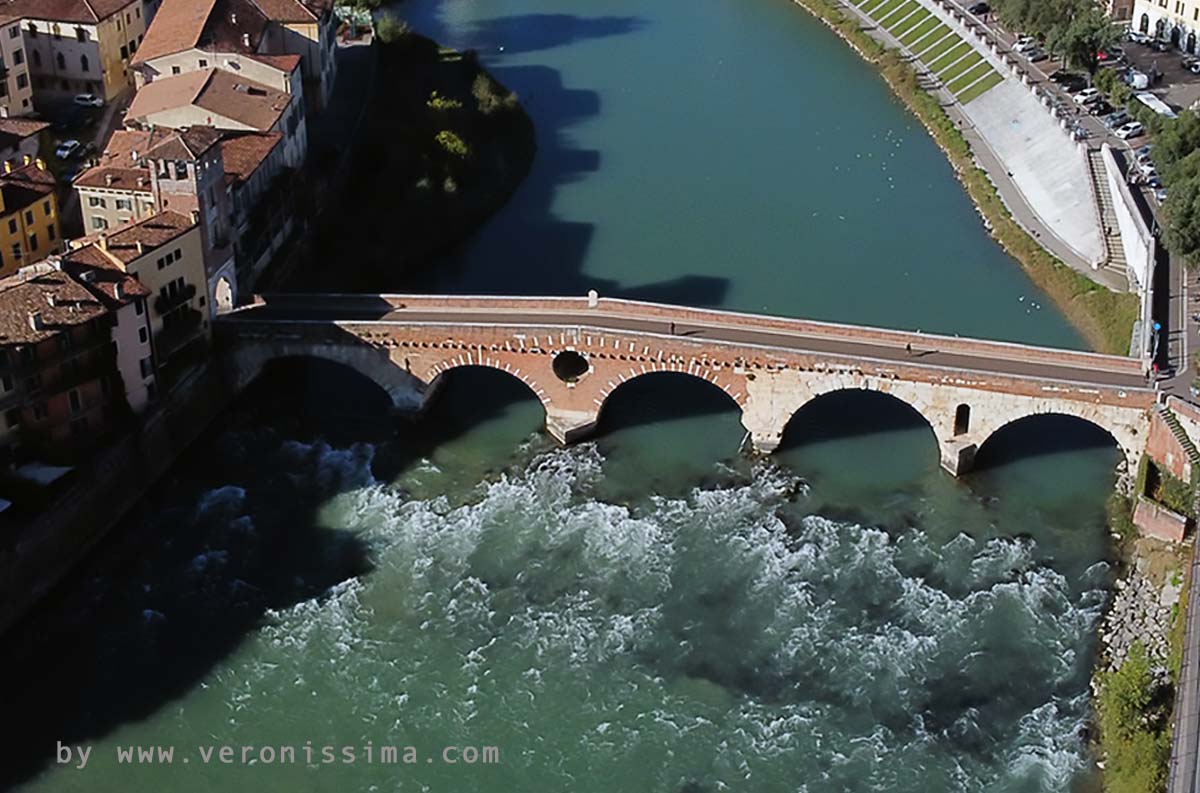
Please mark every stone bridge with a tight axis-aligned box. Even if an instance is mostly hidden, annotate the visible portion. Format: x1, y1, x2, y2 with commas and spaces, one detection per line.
213, 293, 1159, 475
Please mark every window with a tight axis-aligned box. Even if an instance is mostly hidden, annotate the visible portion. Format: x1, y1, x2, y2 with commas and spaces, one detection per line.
12, 48, 21, 65
139, 356, 153, 378
80, 54, 89, 72
76, 26, 86, 42
199, 58, 207, 68
120, 45, 128, 60
6, 219, 13, 235
6, 25, 16, 39
10, 243, 18, 261
115, 198, 131, 211
55, 52, 64, 71
173, 248, 181, 261
25, 23, 34, 39
156, 256, 165, 270
138, 326, 148, 344
90, 216, 108, 230
134, 298, 144, 316
88, 196, 106, 208
171, 65, 180, 75
23, 210, 31, 225
47, 223, 54, 241
0, 375, 11, 393
68, 388, 81, 415
28, 232, 36, 251
14, 73, 24, 90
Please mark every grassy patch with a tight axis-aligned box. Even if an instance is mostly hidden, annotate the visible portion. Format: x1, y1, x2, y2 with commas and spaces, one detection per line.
1169, 579, 1189, 683
917, 29, 959, 60
929, 41, 973, 73
866, 0, 906, 21
899, 16, 940, 46
937, 52, 983, 82
892, 9, 931, 37
958, 72, 1004, 104
883, 1, 916, 28
947, 62, 994, 94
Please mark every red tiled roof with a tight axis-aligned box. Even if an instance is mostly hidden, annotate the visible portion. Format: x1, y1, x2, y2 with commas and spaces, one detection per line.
127, 69, 292, 133
0, 263, 108, 346
0, 118, 49, 151
60, 245, 151, 308
0, 162, 55, 212
1, 0, 140, 24
219, 131, 281, 184
142, 126, 224, 161
73, 165, 152, 192
134, 0, 328, 65
93, 210, 196, 264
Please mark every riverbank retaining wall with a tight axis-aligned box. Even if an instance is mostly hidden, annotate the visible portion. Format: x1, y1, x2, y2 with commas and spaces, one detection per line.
0, 364, 235, 638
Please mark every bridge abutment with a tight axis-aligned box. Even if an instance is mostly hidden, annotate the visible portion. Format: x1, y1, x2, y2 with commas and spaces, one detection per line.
939, 439, 978, 477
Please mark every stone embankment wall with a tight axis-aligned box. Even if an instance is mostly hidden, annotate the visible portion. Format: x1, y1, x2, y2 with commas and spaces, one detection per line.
0, 364, 234, 637
1096, 557, 1183, 683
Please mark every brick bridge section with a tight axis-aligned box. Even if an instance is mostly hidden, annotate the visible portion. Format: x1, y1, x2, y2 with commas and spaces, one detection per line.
214, 294, 1159, 475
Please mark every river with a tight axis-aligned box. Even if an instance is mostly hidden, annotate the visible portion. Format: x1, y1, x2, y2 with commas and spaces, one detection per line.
3, 1, 1119, 791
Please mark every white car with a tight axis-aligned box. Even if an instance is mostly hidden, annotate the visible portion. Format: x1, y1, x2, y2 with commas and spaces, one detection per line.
1138, 158, 1157, 177
1116, 121, 1145, 139
54, 139, 80, 159
1014, 37, 1038, 54
72, 93, 103, 108
1074, 87, 1101, 104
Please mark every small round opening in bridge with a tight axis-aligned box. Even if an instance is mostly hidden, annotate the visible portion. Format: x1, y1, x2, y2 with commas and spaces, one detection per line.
552, 350, 590, 383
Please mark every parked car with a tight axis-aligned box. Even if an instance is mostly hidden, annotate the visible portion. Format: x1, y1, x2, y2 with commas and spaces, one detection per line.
1126, 70, 1150, 89
54, 139, 81, 159
1138, 158, 1157, 176
1116, 121, 1145, 139
1104, 111, 1132, 128
1053, 73, 1088, 92
1155, 186, 1169, 202
1152, 39, 1172, 52
1128, 31, 1152, 45
73, 93, 103, 108
1014, 37, 1039, 54
1089, 100, 1114, 116
1135, 144, 1154, 162
967, 1, 990, 13
1074, 87, 1102, 104
1190, 61, 1200, 75
1026, 48, 1049, 62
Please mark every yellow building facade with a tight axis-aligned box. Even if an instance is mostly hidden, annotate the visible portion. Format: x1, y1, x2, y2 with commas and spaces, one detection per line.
0, 158, 59, 277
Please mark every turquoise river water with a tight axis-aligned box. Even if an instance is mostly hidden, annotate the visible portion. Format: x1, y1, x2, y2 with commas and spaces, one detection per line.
1, 1, 1127, 792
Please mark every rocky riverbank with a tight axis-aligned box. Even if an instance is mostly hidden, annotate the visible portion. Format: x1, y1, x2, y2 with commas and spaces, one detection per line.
1094, 556, 1183, 685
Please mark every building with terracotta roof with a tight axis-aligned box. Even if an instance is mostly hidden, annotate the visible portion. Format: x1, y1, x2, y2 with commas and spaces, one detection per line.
2, 0, 148, 105
0, 259, 123, 462
133, 0, 336, 111
0, 118, 48, 169
125, 67, 306, 168
0, 158, 61, 278
69, 210, 212, 379
59, 244, 156, 413
74, 125, 289, 296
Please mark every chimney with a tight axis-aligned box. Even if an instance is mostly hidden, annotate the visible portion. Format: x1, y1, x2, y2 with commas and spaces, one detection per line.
34, 158, 44, 171
190, 210, 200, 225
114, 280, 124, 300
137, 176, 145, 188
97, 235, 108, 251
242, 33, 251, 48
28, 312, 43, 331
3, 161, 11, 174
230, 12, 237, 24
21, 154, 29, 165
105, 173, 114, 186
135, 240, 144, 254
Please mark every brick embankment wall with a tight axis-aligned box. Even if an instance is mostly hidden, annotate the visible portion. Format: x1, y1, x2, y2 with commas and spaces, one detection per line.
0, 364, 235, 638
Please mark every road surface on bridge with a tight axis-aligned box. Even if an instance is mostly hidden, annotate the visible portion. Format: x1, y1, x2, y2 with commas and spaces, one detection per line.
223, 294, 1151, 392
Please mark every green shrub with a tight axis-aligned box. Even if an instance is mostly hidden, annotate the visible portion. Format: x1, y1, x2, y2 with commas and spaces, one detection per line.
375, 13, 409, 44
1096, 644, 1170, 793
435, 130, 470, 158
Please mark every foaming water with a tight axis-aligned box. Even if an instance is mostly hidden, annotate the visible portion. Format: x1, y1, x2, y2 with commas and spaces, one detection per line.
8, 430, 1110, 792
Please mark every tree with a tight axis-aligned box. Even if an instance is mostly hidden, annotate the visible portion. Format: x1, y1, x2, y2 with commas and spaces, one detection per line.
1056, 6, 1122, 73
375, 12, 409, 44
1163, 175, 1200, 268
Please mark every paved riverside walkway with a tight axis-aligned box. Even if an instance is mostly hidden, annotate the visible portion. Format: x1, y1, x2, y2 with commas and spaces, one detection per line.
1169, 530, 1200, 793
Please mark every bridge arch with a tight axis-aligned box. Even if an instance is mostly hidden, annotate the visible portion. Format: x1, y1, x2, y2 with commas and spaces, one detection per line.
971, 409, 1137, 473
595, 370, 743, 434
424, 357, 551, 406
594, 363, 747, 412
778, 387, 941, 451
227, 343, 428, 411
